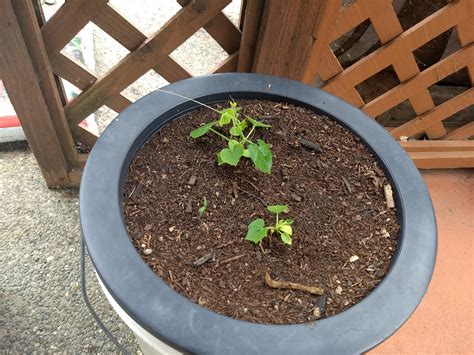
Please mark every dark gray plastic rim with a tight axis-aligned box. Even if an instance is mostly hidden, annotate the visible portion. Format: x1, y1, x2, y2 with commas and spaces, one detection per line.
80, 73, 437, 354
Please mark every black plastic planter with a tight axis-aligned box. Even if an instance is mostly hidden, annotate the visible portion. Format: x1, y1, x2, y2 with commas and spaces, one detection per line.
80, 73, 437, 354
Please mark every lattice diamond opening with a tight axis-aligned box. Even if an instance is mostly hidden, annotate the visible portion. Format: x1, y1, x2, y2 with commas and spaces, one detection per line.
109, 0, 181, 37
94, 106, 117, 134
429, 68, 471, 105
355, 66, 400, 103
222, 0, 242, 27
440, 105, 474, 132
171, 29, 229, 76
330, 19, 380, 69
86, 22, 129, 76
376, 99, 417, 129
397, 0, 449, 31
121, 70, 170, 102
413, 28, 454, 71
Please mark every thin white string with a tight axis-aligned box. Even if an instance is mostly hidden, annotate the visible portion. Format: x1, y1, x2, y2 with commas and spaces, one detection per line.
156, 88, 222, 114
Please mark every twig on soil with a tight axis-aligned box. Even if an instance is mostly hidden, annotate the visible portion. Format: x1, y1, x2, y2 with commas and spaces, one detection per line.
131, 182, 143, 200
219, 254, 245, 265
216, 240, 237, 249
341, 176, 352, 194
340, 261, 349, 270
172, 279, 185, 291
236, 176, 260, 192
351, 278, 364, 288
299, 138, 322, 153
235, 186, 267, 207
193, 253, 213, 266
264, 272, 324, 295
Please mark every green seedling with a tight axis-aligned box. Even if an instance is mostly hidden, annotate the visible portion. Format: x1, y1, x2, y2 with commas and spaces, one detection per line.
245, 204, 294, 245
198, 197, 208, 217
190, 100, 272, 174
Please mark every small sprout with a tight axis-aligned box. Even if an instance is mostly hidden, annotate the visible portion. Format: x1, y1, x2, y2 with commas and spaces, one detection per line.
198, 197, 208, 217
245, 204, 294, 246
190, 100, 272, 174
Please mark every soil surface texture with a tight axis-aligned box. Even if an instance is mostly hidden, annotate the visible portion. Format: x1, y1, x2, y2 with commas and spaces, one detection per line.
123, 100, 398, 324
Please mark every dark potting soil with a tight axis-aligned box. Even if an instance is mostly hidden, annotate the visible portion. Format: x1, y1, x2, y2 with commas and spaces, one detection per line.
122, 100, 399, 324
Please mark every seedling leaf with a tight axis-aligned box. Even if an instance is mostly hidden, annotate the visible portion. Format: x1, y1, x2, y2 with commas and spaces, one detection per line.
267, 205, 288, 214
198, 197, 208, 217
230, 120, 248, 136
228, 139, 243, 151
218, 149, 242, 166
280, 232, 292, 245
246, 115, 271, 128
245, 218, 268, 243
217, 140, 244, 166
190, 121, 217, 138
248, 139, 272, 174
218, 105, 239, 126
279, 223, 293, 236
229, 125, 242, 136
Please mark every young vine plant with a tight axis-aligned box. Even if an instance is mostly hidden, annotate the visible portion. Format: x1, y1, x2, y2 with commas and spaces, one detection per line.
155, 89, 295, 248
189, 100, 273, 174
245, 205, 294, 245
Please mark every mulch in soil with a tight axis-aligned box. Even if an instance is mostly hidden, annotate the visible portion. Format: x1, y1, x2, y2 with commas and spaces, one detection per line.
122, 100, 399, 324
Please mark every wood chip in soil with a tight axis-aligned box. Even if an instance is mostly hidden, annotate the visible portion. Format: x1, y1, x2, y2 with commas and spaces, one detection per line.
123, 100, 399, 324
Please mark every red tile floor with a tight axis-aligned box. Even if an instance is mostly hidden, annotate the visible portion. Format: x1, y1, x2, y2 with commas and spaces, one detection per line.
372, 169, 473, 354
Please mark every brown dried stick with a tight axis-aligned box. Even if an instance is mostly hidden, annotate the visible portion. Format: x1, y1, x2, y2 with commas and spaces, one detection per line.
265, 272, 324, 295
219, 254, 245, 265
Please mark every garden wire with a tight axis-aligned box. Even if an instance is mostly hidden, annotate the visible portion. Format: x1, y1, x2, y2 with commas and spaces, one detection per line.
80, 236, 131, 355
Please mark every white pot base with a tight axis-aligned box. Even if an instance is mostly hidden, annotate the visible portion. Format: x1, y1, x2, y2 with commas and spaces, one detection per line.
96, 273, 182, 355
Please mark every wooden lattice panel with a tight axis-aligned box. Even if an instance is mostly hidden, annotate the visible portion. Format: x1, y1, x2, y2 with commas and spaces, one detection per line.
1, 0, 472, 187
39, 0, 241, 143
306, 0, 473, 166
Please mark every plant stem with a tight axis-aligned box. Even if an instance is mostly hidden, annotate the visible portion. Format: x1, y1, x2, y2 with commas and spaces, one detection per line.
209, 128, 230, 142
245, 126, 255, 141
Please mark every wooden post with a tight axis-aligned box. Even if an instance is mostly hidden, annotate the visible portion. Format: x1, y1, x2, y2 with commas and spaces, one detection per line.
237, 0, 265, 72
251, 0, 339, 82
301, 0, 340, 83
12, 1, 78, 165
32, 0, 69, 108
0, 0, 72, 186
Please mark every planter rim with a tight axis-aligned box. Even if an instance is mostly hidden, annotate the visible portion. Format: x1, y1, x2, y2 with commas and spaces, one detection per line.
80, 73, 437, 354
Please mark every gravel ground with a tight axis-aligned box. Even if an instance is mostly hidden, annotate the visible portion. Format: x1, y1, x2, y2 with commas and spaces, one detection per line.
0, 143, 140, 353
1, 1, 240, 352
